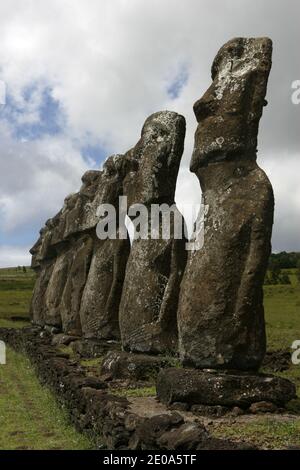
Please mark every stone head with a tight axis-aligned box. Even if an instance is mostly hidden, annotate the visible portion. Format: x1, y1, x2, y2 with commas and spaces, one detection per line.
80, 170, 101, 198
123, 111, 186, 206
191, 37, 272, 173
96, 154, 125, 207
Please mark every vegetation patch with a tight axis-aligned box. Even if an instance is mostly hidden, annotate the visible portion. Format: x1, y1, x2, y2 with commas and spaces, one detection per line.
0, 347, 93, 450
113, 386, 156, 398
0, 267, 35, 328
212, 416, 300, 449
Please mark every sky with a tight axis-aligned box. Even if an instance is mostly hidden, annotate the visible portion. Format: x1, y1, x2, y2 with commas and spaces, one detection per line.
0, 0, 299, 267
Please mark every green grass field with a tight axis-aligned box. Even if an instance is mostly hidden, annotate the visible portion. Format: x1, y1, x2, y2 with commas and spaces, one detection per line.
0, 266, 299, 449
0, 348, 93, 450
0, 267, 94, 450
265, 269, 300, 350
0, 267, 35, 329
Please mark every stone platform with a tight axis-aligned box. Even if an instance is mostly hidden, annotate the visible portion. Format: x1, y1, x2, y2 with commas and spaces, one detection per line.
156, 368, 296, 408
0, 326, 259, 450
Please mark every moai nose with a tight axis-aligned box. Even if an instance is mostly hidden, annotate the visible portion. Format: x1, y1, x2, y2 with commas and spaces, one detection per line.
193, 85, 216, 122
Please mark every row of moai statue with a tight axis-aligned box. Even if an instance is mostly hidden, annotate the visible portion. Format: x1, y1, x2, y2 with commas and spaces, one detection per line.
30, 37, 296, 406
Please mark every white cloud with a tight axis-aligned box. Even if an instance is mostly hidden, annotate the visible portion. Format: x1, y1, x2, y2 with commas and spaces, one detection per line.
0, 122, 89, 232
0, 245, 31, 267
0, 0, 299, 266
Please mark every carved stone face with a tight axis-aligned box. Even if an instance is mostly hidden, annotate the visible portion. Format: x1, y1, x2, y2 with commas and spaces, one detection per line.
123, 111, 185, 206
98, 154, 125, 207
80, 170, 101, 198
191, 37, 272, 172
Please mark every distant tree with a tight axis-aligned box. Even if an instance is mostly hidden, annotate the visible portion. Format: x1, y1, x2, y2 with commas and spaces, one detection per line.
278, 272, 291, 285
268, 251, 300, 270
269, 260, 281, 285
297, 260, 300, 283
22, 266, 27, 273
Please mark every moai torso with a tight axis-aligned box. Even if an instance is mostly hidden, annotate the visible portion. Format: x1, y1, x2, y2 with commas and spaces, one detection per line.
79, 156, 130, 340
119, 111, 187, 354
58, 172, 101, 335
30, 215, 62, 326
42, 194, 80, 329
178, 38, 274, 370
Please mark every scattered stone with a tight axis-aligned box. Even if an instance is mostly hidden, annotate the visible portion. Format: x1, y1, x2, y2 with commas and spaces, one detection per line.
71, 338, 120, 358
101, 350, 173, 380
51, 334, 80, 347
168, 402, 190, 412
157, 422, 209, 450
230, 406, 245, 417
249, 401, 278, 414
156, 368, 296, 407
128, 412, 184, 450
44, 325, 61, 335
262, 349, 292, 372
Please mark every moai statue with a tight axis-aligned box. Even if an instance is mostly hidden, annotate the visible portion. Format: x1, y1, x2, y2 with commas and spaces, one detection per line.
63, 170, 101, 238
177, 38, 274, 370
119, 111, 187, 354
30, 226, 55, 326
30, 209, 66, 327
79, 155, 130, 340
58, 172, 101, 335
41, 195, 79, 329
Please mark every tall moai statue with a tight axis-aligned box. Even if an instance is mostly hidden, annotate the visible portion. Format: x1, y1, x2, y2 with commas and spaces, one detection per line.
79, 155, 130, 340
119, 111, 187, 354
58, 172, 101, 335
30, 193, 83, 329
177, 38, 274, 370
30, 224, 56, 326
30, 162, 130, 339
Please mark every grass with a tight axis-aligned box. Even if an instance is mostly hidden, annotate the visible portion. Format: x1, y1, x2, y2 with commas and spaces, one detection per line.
0, 265, 300, 449
211, 268, 300, 448
263, 268, 300, 412
0, 347, 93, 450
212, 416, 300, 449
113, 386, 156, 398
264, 269, 300, 350
0, 267, 35, 329
80, 357, 103, 368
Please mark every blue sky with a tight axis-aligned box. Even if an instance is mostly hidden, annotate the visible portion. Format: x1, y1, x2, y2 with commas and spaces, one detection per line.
0, 0, 299, 267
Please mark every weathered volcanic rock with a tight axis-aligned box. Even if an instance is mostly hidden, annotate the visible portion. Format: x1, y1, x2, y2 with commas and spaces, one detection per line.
156, 368, 296, 407
79, 155, 130, 340
30, 156, 130, 338
60, 234, 94, 335
44, 248, 73, 327
63, 170, 101, 238
177, 37, 274, 370
30, 261, 54, 325
101, 350, 174, 380
71, 338, 120, 358
51, 333, 80, 346
119, 111, 187, 354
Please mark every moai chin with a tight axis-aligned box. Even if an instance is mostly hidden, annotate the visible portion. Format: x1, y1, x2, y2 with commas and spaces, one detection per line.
119, 111, 187, 354
177, 38, 274, 370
